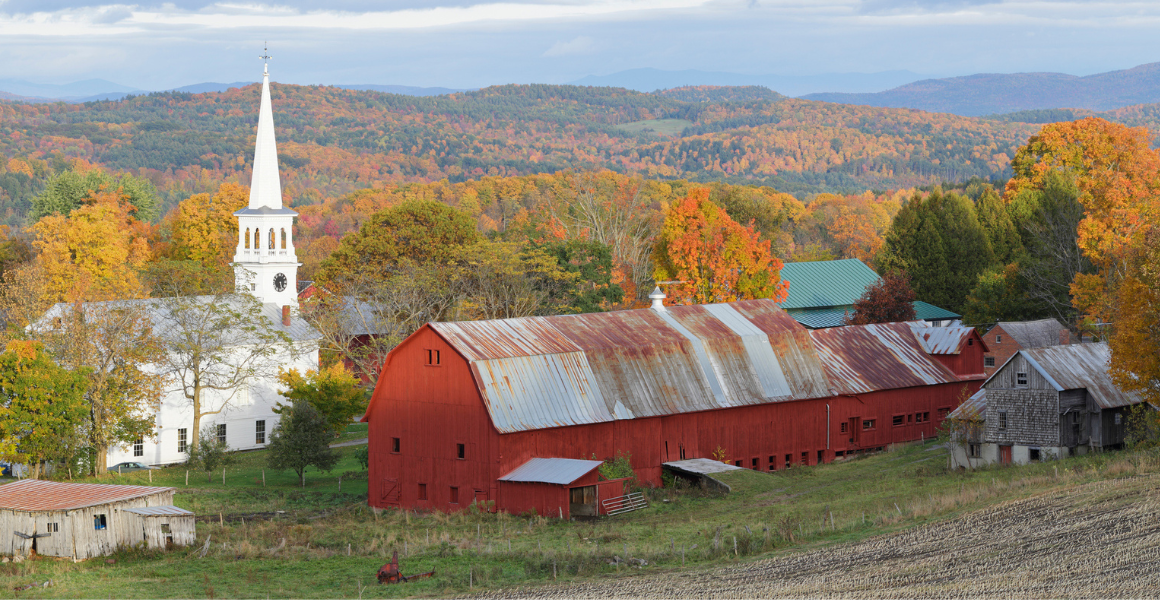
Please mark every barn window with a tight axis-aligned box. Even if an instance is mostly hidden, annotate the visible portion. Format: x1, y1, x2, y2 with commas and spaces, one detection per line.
133, 436, 144, 457
923, 411, 930, 423
937, 407, 950, 420
751, 457, 758, 469
391, 437, 401, 453
768, 456, 775, 471
256, 420, 266, 444
450, 487, 459, 504
1016, 372, 1028, 387
161, 524, 171, 533
46, 522, 58, 533
969, 444, 981, 458
418, 484, 427, 501
908, 414, 913, 423
863, 419, 876, 430
178, 428, 188, 454
1115, 413, 1123, 425
94, 514, 107, 530
998, 411, 1008, 430
840, 422, 848, 433
893, 415, 904, 427
785, 454, 791, 468
217, 424, 227, 445
984, 357, 995, 368
426, 349, 441, 366
733, 460, 742, 467
456, 443, 465, 460
968, 338, 974, 345
801, 451, 808, 465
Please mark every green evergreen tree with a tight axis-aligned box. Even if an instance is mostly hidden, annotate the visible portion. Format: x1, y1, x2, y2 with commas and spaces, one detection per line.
877, 190, 993, 313
975, 189, 1023, 265
29, 169, 159, 223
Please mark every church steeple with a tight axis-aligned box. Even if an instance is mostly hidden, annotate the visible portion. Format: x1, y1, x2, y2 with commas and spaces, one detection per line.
233, 46, 300, 308
248, 46, 283, 211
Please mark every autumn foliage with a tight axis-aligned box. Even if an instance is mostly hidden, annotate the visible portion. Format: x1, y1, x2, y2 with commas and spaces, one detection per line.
845, 271, 917, 325
653, 187, 789, 305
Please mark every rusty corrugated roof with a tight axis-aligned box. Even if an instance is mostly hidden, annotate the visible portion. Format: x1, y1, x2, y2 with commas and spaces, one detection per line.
948, 389, 986, 420
429, 299, 831, 434
0, 480, 174, 512
810, 322, 961, 395
1018, 343, 1140, 410
419, 300, 967, 434
909, 323, 977, 355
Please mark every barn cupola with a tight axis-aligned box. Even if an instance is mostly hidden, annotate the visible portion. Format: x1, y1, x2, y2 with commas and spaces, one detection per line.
649, 286, 666, 312
233, 46, 300, 307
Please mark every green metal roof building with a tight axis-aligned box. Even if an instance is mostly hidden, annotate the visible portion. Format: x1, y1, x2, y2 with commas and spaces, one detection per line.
778, 258, 960, 329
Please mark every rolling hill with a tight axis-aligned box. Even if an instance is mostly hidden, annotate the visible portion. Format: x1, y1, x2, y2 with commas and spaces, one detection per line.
803, 62, 1160, 116
0, 82, 1049, 225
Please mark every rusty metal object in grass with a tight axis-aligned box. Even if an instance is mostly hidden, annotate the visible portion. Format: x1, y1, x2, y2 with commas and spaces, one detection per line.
377, 550, 434, 584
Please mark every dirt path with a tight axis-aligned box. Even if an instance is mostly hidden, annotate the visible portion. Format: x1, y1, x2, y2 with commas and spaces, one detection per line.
492, 475, 1160, 598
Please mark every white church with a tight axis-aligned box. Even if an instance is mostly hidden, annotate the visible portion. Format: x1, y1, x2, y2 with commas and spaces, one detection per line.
41, 59, 320, 468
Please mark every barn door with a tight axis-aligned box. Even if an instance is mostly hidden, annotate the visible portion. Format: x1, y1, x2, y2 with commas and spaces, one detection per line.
849, 417, 861, 447
380, 478, 400, 506
474, 489, 488, 509
999, 445, 1012, 465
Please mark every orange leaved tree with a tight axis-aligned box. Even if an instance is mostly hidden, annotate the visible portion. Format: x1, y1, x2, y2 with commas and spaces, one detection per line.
652, 187, 789, 305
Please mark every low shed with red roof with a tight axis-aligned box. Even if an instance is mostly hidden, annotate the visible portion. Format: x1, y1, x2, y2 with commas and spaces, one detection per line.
0, 480, 194, 559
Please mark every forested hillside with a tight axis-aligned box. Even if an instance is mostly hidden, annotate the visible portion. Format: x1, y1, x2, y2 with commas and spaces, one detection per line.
0, 83, 1043, 226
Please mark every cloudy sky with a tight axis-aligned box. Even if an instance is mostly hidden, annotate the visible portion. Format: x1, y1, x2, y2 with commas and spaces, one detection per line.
0, 0, 1158, 91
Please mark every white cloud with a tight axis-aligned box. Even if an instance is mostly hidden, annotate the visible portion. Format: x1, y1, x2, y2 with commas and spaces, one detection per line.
543, 35, 596, 56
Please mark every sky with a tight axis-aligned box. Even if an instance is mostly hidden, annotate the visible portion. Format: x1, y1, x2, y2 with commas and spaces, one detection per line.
0, 0, 1159, 91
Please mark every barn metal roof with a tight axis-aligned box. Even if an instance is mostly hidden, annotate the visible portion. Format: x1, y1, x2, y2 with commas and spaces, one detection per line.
993, 319, 1067, 349
429, 299, 836, 434
498, 458, 603, 485
779, 259, 880, 310
1017, 343, 1141, 410
909, 323, 983, 355
0, 480, 174, 512
811, 322, 961, 395
123, 505, 195, 516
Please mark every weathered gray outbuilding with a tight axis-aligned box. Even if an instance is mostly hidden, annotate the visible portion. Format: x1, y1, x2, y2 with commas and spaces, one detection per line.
0, 480, 195, 560
949, 342, 1143, 467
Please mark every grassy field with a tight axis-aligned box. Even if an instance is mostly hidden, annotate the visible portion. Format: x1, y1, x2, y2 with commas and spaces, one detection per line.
615, 119, 693, 137
3, 440, 1160, 598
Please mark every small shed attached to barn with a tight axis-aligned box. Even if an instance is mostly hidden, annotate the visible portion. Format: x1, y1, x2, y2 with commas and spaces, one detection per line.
496, 458, 629, 519
0, 480, 195, 560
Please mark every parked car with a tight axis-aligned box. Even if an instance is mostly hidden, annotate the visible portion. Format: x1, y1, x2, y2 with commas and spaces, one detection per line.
107, 462, 158, 473
0, 463, 11, 477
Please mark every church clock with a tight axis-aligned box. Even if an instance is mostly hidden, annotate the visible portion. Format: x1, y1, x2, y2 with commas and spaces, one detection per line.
273, 272, 287, 292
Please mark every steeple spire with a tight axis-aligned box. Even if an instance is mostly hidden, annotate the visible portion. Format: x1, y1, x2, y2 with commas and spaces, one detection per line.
248, 43, 282, 210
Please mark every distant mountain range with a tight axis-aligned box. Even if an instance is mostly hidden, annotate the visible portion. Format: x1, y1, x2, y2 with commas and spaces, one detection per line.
803, 62, 1160, 116
0, 79, 469, 103
569, 68, 924, 97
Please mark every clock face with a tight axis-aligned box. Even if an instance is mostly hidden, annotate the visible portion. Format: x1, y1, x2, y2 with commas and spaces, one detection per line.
273, 273, 287, 292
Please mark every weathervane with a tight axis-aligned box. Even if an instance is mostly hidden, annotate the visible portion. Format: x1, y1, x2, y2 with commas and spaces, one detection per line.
259, 42, 272, 75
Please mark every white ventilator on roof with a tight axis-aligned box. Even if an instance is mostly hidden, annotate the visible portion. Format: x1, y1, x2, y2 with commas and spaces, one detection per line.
248, 54, 283, 210
649, 286, 666, 312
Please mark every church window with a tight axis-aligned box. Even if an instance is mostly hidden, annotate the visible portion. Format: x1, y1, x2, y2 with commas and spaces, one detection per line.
217, 424, 227, 445
281, 228, 287, 249
133, 436, 144, 457
178, 428, 187, 454
256, 420, 266, 444
244, 228, 251, 249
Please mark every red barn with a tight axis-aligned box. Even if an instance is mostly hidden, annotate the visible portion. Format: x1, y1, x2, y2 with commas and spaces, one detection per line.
362, 299, 982, 516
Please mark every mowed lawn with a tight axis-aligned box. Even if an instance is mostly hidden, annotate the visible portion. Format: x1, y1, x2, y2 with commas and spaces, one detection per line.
3, 439, 1159, 598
